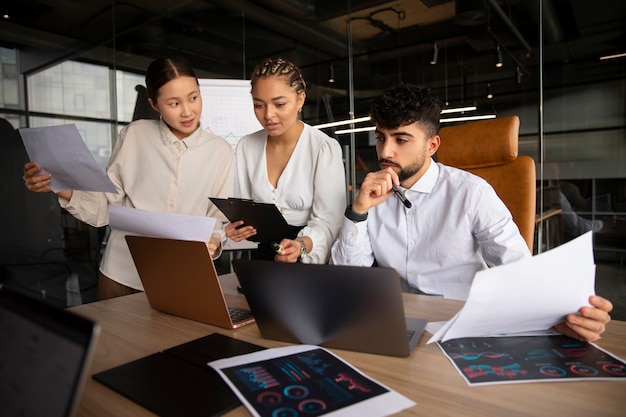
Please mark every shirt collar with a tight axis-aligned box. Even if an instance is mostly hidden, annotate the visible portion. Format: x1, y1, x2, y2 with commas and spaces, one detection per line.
409, 157, 439, 194
159, 118, 203, 148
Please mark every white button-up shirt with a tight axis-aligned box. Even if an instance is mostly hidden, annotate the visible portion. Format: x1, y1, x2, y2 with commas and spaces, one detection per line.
331, 159, 531, 300
61, 119, 234, 290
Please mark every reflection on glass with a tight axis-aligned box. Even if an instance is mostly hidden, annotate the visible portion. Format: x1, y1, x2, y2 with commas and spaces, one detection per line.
28, 61, 110, 119
116, 71, 144, 123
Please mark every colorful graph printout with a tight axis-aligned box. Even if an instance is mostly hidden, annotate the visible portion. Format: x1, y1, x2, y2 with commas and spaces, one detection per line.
209, 345, 415, 417
438, 335, 626, 386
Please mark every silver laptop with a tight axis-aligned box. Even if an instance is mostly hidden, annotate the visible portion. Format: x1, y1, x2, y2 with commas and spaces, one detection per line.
125, 235, 255, 329
0, 287, 100, 417
232, 260, 427, 357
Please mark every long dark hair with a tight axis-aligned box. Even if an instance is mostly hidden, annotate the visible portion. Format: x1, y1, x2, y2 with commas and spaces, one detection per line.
145, 57, 199, 102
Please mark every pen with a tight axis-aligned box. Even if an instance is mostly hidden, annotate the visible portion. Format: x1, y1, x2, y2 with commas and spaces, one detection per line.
270, 241, 285, 254
391, 184, 412, 209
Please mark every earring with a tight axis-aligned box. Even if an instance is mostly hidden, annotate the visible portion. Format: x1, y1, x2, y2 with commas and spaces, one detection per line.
298, 108, 302, 113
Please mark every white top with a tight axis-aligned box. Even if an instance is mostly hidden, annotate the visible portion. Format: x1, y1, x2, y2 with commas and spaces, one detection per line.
60, 119, 234, 290
235, 123, 346, 263
331, 159, 531, 300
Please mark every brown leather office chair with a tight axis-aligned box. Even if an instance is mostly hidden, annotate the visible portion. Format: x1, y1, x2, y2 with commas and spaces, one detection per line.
437, 115, 536, 252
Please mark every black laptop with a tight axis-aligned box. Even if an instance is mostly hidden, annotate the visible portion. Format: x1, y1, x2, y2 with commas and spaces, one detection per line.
0, 287, 100, 417
232, 260, 427, 357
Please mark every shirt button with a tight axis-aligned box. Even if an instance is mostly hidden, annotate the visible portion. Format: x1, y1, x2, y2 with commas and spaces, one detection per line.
408, 240, 415, 246
350, 231, 356, 237
408, 269, 415, 275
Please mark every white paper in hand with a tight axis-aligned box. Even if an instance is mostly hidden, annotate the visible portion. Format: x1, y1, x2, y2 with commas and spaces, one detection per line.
428, 231, 595, 343
18, 124, 117, 193
109, 205, 216, 242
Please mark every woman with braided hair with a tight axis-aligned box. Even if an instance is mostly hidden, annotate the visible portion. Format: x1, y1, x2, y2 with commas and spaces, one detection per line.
225, 57, 346, 263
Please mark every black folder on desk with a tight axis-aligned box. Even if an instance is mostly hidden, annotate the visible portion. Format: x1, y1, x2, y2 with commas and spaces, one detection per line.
209, 197, 295, 243
93, 333, 264, 417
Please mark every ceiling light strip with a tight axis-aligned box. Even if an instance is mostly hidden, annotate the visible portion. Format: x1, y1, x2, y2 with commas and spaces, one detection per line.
333, 114, 497, 135
441, 114, 496, 123
313, 116, 372, 129
599, 52, 626, 61
335, 126, 376, 135
314, 106, 479, 130
441, 105, 477, 114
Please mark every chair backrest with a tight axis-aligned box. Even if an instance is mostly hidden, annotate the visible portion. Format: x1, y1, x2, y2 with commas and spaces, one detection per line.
437, 115, 536, 252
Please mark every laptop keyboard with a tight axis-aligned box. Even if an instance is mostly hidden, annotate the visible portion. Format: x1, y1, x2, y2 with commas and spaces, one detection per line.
228, 306, 254, 323
407, 330, 416, 341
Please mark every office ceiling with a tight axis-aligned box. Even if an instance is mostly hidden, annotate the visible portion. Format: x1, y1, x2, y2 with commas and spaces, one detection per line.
1, 0, 625, 119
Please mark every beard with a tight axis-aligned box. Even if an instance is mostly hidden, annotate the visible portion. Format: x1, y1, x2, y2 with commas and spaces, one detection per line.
379, 153, 427, 182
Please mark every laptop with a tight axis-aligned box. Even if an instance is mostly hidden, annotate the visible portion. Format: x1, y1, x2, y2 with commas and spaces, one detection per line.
232, 260, 427, 357
125, 235, 255, 329
0, 286, 100, 417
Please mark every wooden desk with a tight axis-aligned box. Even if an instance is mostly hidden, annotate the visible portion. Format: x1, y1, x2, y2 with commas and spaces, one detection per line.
70, 275, 624, 417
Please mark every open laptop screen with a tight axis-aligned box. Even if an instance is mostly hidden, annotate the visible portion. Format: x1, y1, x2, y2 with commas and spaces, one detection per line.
0, 287, 100, 417
233, 260, 426, 357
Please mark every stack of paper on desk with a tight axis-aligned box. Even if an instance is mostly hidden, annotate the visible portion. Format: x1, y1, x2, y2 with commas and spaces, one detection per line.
428, 231, 595, 343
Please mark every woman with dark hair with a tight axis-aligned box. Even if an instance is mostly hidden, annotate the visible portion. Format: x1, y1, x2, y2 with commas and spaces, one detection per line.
23, 57, 233, 299
224, 57, 346, 263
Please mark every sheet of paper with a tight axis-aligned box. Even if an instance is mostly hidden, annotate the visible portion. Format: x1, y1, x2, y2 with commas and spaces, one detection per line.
108, 205, 216, 242
438, 335, 626, 386
208, 345, 415, 417
428, 231, 596, 343
18, 124, 117, 193
223, 238, 258, 251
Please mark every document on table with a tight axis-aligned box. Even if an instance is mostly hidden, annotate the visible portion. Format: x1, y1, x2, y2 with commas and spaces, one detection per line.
108, 205, 216, 242
438, 334, 626, 386
18, 124, 117, 193
428, 231, 595, 343
208, 345, 415, 417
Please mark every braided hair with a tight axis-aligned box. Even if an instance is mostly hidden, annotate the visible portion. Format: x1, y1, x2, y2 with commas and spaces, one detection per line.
250, 57, 306, 95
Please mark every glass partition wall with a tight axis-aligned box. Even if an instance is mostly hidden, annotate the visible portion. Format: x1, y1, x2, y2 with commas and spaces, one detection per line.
1, 0, 624, 314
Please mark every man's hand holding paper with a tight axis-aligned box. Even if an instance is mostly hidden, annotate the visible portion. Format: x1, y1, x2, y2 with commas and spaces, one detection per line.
429, 231, 612, 343
555, 294, 612, 342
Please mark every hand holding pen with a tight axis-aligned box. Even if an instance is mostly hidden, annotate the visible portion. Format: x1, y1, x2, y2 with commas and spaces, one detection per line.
391, 183, 412, 208
352, 168, 412, 214
270, 241, 285, 254
270, 239, 303, 263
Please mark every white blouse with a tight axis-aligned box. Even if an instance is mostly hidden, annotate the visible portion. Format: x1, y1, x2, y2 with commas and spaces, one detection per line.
60, 119, 234, 290
235, 123, 346, 263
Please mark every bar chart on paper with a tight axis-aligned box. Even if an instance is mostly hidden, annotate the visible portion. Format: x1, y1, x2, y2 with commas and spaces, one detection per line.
199, 79, 262, 150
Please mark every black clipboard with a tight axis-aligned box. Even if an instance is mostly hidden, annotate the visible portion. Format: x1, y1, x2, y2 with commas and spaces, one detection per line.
209, 197, 295, 243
